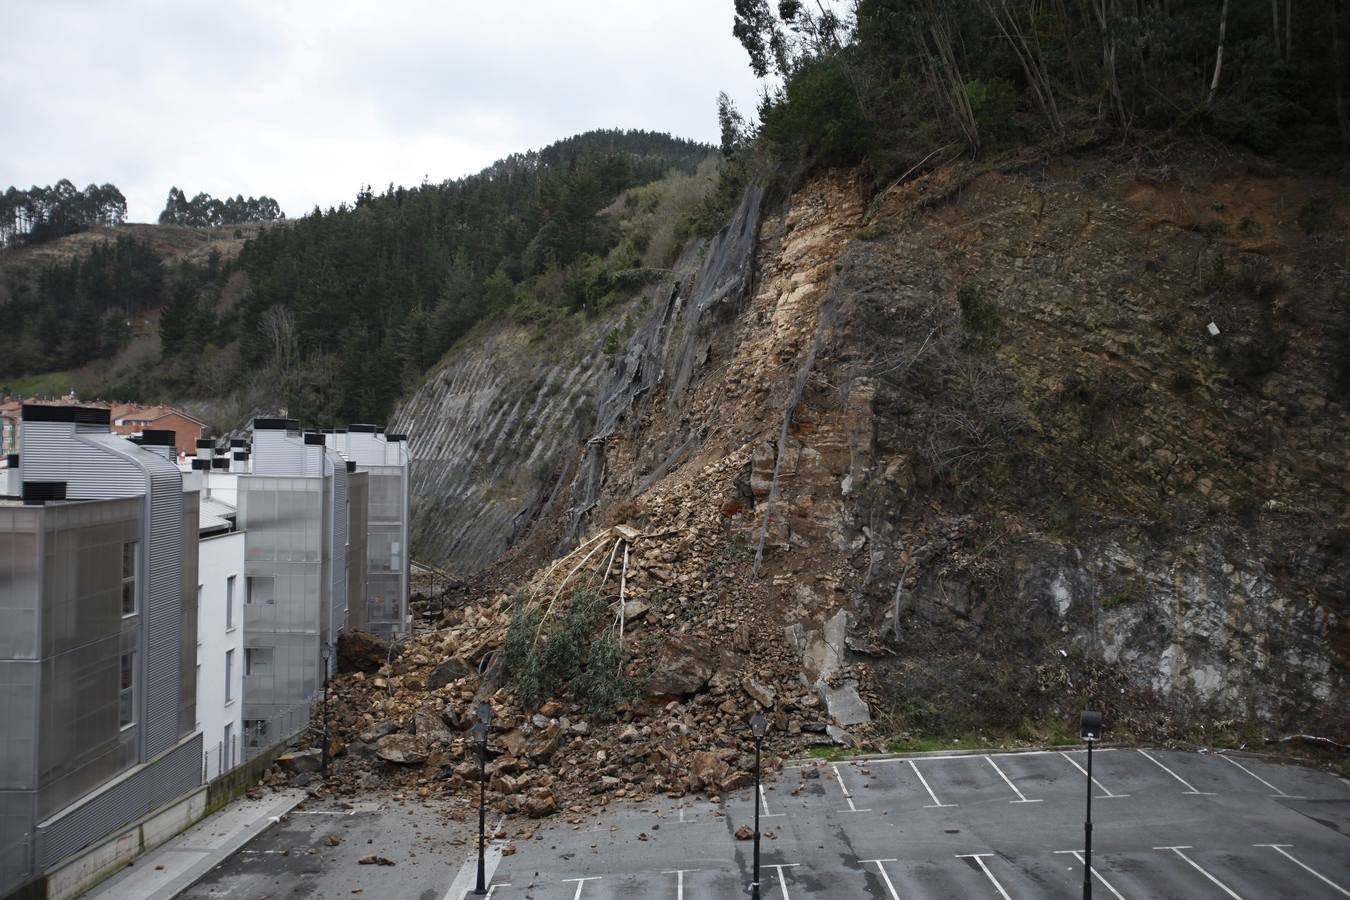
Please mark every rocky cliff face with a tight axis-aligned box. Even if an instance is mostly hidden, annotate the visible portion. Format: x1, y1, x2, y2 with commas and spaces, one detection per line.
398, 152, 1347, 742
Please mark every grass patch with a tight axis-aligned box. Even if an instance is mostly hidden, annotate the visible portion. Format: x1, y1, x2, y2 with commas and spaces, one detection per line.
887, 734, 995, 754
0, 369, 88, 398
807, 745, 854, 761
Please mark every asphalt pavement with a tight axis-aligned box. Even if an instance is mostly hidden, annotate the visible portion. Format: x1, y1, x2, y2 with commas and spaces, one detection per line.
180, 748, 1350, 900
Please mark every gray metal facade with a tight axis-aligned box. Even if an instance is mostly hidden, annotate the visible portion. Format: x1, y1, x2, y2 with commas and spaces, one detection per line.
236, 421, 356, 753
237, 475, 324, 752
344, 429, 412, 636
0, 407, 202, 895
19, 414, 188, 761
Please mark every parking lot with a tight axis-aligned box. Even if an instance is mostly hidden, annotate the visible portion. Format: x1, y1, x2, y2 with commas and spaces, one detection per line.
484, 748, 1350, 899
176, 748, 1350, 899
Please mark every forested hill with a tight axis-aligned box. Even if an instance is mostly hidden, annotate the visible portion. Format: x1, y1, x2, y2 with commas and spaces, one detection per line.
224, 130, 713, 421
0, 129, 716, 422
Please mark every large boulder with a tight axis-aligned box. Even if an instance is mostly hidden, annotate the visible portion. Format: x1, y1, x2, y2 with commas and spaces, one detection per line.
743, 677, 776, 708
522, 787, 557, 818
687, 750, 729, 792
359, 721, 398, 743
276, 748, 323, 774
646, 635, 718, 696
375, 733, 429, 765
427, 656, 472, 691
337, 629, 394, 674
818, 679, 870, 727
414, 705, 454, 744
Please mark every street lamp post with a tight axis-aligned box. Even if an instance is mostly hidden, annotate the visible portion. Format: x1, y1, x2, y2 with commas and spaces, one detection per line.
320, 643, 331, 777
1080, 709, 1103, 900
749, 710, 767, 900
472, 701, 493, 896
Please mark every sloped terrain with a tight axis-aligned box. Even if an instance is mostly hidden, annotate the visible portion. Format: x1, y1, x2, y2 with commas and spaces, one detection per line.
303, 148, 1346, 816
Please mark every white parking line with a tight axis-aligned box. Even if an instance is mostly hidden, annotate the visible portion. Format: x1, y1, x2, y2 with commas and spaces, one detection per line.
909, 760, 955, 808
1153, 846, 1243, 899
956, 853, 1012, 900
832, 764, 871, 813
786, 748, 1121, 768
290, 809, 357, 816
1054, 850, 1127, 900
765, 863, 799, 899
1138, 750, 1215, 795
985, 756, 1042, 803
1254, 844, 1350, 896
444, 815, 508, 900
1221, 755, 1301, 798
760, 785, 784, 818
562, 875, 601, 900
861, 858, 901, 900
485, 885, 510, 899
1060, 751, 1129, 798
662, 868, 698, 900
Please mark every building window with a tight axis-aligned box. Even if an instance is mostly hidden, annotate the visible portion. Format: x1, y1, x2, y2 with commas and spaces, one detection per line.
226, 575, 236, 628
119, 651, 135, 728
121, 542, 139, 616
225, 649, 235, 702
244, 647, 272, 676
224, 722, 234, 770
246, 576, 274, 605
245, 718, 267, 748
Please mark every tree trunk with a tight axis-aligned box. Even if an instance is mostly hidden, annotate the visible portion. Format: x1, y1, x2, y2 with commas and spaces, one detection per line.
1286, 0, 1292, 61
1088, 0, 1129, 127
1336, 0, 1350, 147
1207, 0, 1230, 106
1271, 0, 1281, 59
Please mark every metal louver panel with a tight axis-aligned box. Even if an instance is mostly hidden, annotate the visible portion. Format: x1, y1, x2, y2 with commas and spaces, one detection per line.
35, 734, 201, 868
141, 451, 185, 756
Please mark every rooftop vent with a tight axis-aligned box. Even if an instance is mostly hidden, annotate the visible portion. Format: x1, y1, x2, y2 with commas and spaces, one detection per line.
22, 404, 110, 426
22, 481, 67, 504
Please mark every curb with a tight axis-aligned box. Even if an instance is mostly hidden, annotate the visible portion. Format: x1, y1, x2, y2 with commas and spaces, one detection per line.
82, 789, 306, 900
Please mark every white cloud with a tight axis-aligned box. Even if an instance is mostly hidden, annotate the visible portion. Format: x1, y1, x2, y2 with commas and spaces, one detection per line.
0, 0, 763, 222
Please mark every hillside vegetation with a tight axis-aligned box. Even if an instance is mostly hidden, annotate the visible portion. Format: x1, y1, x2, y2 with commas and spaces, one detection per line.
0, 130, 716, 429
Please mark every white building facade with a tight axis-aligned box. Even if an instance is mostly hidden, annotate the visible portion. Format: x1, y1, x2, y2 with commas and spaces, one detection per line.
194, 525, 244, 781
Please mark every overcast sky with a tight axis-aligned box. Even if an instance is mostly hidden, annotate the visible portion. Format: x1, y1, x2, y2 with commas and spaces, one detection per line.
2, 1, 764, 223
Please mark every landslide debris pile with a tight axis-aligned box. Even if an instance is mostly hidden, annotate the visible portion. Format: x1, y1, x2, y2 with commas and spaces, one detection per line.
273, 525, 882, 817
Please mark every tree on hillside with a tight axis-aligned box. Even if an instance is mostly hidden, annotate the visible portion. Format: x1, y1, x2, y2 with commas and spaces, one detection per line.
732, 0, 1350, 180
159, 187, 285, 226
0, 181, 127, 248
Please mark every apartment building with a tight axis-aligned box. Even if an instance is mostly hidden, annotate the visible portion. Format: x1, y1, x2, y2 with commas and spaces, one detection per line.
236, 420, 361, 755
327, 426, 412, 636
0, 406, 201, 897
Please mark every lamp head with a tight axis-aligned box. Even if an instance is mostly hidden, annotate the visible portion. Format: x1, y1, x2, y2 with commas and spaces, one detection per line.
477, 701, 492, 726
750, 710, 767, 739
1080, 709, 1103, 742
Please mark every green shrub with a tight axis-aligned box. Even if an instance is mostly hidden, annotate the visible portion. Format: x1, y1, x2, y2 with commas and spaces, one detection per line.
502, 588, 633, 717
758, 53, 869, 169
